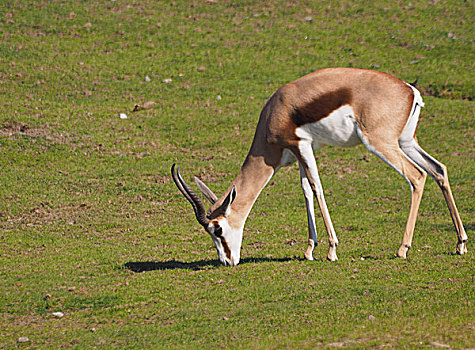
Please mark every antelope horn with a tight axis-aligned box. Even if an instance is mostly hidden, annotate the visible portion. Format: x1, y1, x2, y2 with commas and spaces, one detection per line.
194, 176, 218, 204
171, 164, 210, 227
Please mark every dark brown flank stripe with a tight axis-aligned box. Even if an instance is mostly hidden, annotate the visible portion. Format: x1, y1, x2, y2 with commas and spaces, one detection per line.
219, 237, 232, 260
291, 88, 352, 127
265, 86, 354, 148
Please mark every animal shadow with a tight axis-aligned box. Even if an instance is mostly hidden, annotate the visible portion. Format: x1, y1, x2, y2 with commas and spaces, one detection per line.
124, 256, 302, 272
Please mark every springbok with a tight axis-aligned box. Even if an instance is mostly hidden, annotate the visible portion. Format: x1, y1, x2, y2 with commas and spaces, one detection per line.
171, 68, 468, 266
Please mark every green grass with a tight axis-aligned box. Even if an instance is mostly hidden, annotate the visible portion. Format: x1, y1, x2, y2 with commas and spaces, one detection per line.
1, 0, 474, 348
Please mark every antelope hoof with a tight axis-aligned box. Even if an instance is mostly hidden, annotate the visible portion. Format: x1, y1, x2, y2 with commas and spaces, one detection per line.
456, 241, 468, 255
327, 245, 338, 262
304, 239, 315, 261
397, 244, 410, 258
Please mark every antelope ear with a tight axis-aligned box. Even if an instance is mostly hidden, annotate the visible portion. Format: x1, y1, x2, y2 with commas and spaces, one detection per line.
221, 185, 236, 217
194, 176, 218, 204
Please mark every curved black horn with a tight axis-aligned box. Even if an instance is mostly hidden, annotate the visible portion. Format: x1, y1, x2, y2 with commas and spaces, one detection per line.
171, 164, 210, 227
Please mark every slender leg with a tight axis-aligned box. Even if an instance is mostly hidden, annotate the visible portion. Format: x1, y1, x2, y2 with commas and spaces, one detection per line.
439, 177, 468, 254
295, 142, 339, 261
400, 140, 468, 254
299, 163, 318, 260
359, 136, 427, 258
397, 171, 427, 258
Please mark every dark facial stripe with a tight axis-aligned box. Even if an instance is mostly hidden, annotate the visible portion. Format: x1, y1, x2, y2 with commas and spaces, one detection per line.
219, 237, 232, 260
291, 88, 352, 127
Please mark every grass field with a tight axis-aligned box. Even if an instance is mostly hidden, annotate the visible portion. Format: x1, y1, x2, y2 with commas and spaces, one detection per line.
1, 0, 474, 348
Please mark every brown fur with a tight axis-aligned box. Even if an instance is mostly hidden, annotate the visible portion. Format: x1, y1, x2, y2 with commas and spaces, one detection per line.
290, 88, 352, 126
264, 68, 414, 149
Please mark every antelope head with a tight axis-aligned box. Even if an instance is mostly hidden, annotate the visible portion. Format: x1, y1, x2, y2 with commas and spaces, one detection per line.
171, 164, 242, 266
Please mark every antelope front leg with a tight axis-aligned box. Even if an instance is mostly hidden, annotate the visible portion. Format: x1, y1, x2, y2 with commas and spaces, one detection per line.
297, 143, 339, 261
300, 164, 318, 260
315, 194, 339, 261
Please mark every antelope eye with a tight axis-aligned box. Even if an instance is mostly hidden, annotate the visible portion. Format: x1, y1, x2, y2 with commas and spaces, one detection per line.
214, 226, 223, 237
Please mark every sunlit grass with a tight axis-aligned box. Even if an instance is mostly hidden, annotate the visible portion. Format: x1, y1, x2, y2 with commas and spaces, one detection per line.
0, 0, 473, 348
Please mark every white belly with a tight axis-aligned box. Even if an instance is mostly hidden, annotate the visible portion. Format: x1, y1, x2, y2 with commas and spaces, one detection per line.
295, 105, 361, 150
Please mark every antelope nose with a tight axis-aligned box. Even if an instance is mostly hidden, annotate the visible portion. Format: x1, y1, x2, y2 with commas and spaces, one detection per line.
230, 256, 240, 267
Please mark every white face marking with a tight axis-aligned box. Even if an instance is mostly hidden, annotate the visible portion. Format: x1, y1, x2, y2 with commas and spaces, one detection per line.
218, 218, 243, 265
207, 218, 243, 266
295, 105, 361, 150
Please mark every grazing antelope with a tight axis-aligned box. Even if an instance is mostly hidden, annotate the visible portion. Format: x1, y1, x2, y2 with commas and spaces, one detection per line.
171, 68, 468, 266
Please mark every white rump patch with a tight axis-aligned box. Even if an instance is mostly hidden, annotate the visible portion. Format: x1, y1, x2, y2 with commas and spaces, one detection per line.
400, 84, 425, 144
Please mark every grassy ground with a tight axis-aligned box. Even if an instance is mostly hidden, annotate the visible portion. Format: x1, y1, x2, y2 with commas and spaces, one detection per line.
1, 0, 474, 348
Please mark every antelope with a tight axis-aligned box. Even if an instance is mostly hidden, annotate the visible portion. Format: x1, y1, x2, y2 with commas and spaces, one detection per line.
171, 68, 468, 266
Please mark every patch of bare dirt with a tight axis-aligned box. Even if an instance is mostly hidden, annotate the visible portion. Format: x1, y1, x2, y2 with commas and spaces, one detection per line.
326, 338, 371, 347
2, 202, 87, 230
0, 122, 73, 145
